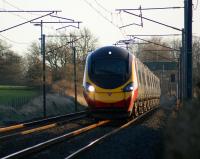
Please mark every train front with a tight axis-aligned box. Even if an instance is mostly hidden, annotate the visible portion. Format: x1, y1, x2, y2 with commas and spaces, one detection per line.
83, 46, 136, 118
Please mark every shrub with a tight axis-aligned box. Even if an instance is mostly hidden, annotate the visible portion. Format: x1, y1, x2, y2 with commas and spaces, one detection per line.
164, 88, 200, 159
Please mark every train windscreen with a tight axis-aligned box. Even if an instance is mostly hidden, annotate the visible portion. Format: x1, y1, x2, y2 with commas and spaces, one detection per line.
93, 59, 127, 76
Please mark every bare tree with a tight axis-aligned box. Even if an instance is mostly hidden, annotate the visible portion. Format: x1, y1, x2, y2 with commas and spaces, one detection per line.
25, 42, 53, 86
135, 37, 174, 62
192, 36, 200, 87
0, 40, 24, 85
46, 28, 98, 80
25, 28, 98, 83
74, 28, 98, 63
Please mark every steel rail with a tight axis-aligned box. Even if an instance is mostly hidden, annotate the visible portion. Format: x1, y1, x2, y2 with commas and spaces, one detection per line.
0, 114, 86, 142
0, 110, 89, 133
65, 107, 159, 159
1, 120, 110, 159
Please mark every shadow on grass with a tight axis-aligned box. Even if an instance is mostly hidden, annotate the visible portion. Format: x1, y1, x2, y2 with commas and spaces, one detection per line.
0, 93, 87, 126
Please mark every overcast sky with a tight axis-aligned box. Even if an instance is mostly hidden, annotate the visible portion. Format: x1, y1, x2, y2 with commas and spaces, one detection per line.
0, 0, 199, 55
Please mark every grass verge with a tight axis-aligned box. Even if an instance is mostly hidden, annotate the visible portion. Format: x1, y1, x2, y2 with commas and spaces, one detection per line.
0, 86, 39, 105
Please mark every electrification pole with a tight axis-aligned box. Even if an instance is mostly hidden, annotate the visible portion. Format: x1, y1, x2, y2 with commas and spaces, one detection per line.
41, 20, 46, 118
1, 10, 81, 117
73, 46, 78, 112
32, 18, 81, 117
184, 0, 193, 99
181, 29, 186, 100
38, 20, 46, 118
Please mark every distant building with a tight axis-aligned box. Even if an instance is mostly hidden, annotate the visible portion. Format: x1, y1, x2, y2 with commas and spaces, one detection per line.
144, 61, 178, 96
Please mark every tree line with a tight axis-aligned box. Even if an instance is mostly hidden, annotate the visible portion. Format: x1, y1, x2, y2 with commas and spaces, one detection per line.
0, 29, 200, 91
0, 28, 98, 87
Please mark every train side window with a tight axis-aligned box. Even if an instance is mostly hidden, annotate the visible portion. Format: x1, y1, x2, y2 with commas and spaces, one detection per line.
138, 70, 141, 85
156, 80, 158, 89
149, 76, 151, 88
156, 79, 158, 88
141, 71, 143, 86
152, 77, 154, 88
138, 70, 140, 84
137, 64, 143, 86
143, 72, 146, 86
141, 72, 144, 86
150, 75, 152, 88
153, 78, 155, 88
146, 74, 149, 86
146, 73, 148, 86
145, 72, 147, 86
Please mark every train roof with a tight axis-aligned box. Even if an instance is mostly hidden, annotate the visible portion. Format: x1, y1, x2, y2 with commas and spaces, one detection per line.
91, 46, 130, 59
89, 46, 159, 81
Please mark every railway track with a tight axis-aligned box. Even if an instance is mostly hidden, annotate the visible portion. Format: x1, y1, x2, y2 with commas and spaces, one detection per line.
64, 107, 159, 159
1, 106, 159, 159
0, 110, 91, 157
1, 120, 110, 159
0, 110, 89, 140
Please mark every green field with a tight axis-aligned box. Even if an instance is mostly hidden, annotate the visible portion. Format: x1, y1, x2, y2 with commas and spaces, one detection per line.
0, 85, 39, 105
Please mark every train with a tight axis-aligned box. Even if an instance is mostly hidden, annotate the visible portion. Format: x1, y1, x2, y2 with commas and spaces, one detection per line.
83, 46, 161, 118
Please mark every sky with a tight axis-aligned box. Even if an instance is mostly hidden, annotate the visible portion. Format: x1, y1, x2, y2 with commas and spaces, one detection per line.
0, 0, 199, 55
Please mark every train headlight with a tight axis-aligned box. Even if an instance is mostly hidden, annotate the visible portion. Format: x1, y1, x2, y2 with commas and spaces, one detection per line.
88, 85, 95, 92
85, 83, 95, 92
123, 82, 134, 92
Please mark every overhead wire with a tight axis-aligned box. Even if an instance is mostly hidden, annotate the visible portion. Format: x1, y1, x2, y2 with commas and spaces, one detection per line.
1, 0, 76, 48
3, 0, 41, 16
93, 0, 112, 14
2, 0, 29, 20
0, 1, 53, 46
83, 0, 117, 26
142, 50, 178, 62
118, 11, 128, 36
93, 0, 119, 22
193, 0, 199, 10
116, 6, 184, 11
133, 36, 180, 51
0, 34, 30, 45
2, 0, 58, 32
83, 0, 128, 38
3, 0, 22, 11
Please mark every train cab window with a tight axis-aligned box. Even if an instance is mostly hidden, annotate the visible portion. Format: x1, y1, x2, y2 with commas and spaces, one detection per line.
93, 58, 127, 76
